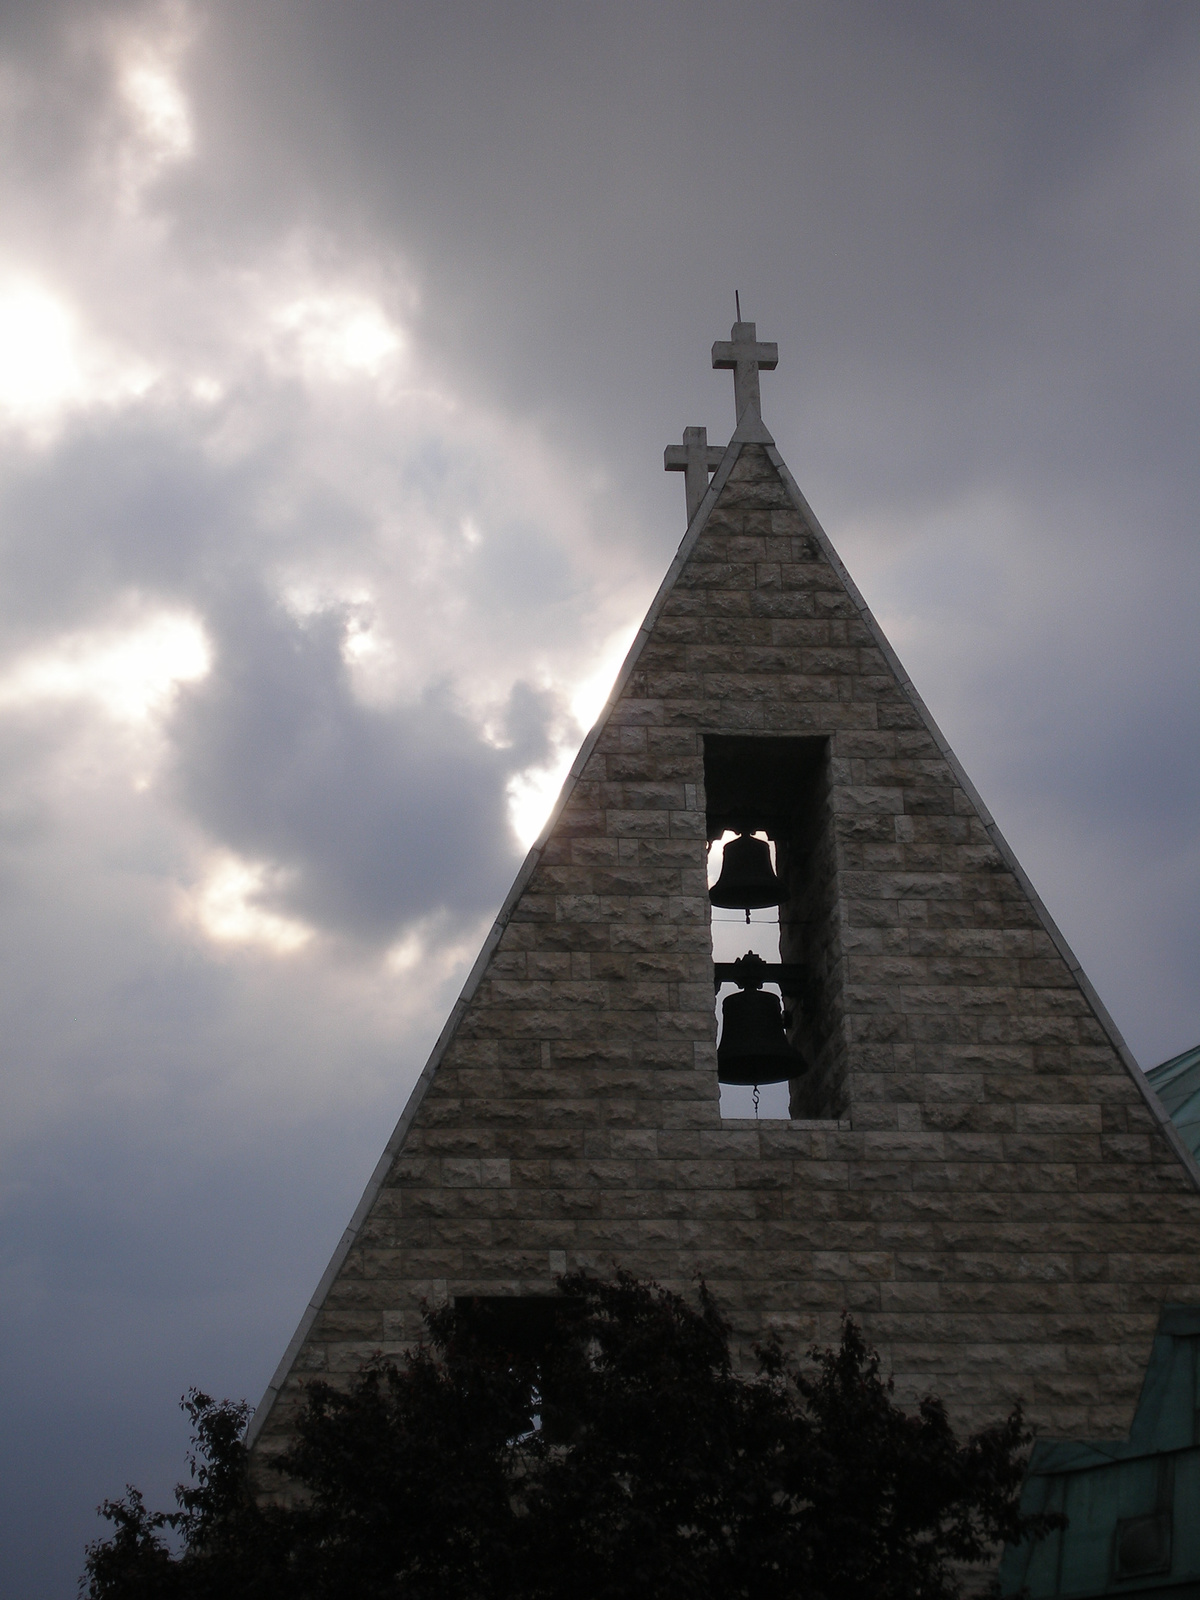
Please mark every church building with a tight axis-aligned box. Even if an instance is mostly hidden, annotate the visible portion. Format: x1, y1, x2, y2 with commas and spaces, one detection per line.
248, 323, 1200, 1599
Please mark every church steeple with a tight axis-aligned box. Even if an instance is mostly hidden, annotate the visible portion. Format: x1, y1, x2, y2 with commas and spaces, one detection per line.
247, 322, 1200, 1506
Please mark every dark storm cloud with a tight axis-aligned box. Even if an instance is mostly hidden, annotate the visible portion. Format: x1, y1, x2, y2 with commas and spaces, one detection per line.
167, 0, 1198, 469
170, 585, 554, 938
0, 422, 232, 642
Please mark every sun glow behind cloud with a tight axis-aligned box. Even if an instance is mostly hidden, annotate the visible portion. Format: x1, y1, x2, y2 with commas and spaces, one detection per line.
507, 753, 574, 849
0, 275, 158, 438
0, 283, 80, 421
569, 625, 637, 733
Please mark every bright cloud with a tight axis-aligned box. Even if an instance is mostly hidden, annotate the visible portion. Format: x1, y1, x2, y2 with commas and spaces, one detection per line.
384, 912, 498, 983
507, 752, 574, 849
120, 60, 193, 167
272, 292, 406, 382
568, 625, 638, 733
0, 612, 210, 724
0, 281, 82, 424
503, 625, 642, 849
106, 0, 198, 206
0, 274, 158, 437
189, 854, 314, 953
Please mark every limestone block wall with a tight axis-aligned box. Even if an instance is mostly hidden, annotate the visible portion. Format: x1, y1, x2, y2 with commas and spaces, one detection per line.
250, 442, 1200, 1483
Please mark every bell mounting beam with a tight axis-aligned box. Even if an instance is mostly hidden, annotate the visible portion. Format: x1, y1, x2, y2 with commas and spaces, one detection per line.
713, 960, 807, 994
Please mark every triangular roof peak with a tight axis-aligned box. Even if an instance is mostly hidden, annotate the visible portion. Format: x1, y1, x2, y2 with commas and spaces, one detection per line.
247, 324, 1200, 1462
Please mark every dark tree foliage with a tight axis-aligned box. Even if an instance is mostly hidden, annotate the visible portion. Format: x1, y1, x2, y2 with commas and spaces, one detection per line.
83, 1273, 1059, 1600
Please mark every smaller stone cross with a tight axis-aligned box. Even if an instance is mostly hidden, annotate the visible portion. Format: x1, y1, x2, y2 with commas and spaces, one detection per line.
664, 426, 726, 523
711, 321, 778, 441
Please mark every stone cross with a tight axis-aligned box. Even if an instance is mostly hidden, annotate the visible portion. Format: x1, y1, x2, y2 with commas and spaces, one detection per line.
664, 425, 726, 523
711, 321, 778, 440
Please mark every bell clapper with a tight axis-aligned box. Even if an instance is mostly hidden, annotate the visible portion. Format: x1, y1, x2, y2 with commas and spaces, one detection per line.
752, 1085, 760, 1118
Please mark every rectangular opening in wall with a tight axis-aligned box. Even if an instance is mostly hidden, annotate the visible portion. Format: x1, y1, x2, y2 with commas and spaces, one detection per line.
703, 735, 846, 1120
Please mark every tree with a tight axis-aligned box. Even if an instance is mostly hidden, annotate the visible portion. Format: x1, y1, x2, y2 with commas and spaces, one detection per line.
83, 1273, 1059, 1599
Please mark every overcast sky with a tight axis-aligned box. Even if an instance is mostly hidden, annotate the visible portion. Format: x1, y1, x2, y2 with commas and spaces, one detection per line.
1, 2, 1197, 1591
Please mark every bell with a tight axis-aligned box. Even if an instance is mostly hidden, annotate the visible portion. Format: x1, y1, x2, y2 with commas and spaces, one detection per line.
717, 953, 808, 1086
709, 832, 783, 911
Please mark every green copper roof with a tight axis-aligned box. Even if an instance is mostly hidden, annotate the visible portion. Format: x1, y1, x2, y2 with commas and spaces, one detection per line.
1001, 1308, 1200, 1599
1147, 1043, 1200, 1163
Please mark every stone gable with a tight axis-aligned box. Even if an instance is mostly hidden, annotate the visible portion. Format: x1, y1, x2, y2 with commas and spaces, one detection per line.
248, 440, 1200, 1480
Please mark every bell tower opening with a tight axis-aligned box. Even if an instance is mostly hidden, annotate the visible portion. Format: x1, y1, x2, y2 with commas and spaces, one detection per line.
703, 735, 845, 1121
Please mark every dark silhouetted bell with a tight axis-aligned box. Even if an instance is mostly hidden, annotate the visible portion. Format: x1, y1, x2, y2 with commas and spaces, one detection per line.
717, 953, 808, 1086
709, 833, 783, 912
